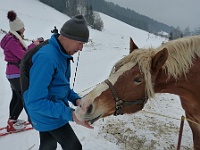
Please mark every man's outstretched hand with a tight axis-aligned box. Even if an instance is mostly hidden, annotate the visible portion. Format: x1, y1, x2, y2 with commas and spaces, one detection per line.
72, 112, 94, 129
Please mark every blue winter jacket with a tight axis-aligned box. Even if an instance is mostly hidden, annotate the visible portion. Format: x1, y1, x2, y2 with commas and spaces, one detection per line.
23, 34, 81, 131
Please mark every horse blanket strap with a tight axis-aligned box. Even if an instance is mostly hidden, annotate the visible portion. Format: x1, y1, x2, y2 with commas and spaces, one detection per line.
105, 79, 145, 116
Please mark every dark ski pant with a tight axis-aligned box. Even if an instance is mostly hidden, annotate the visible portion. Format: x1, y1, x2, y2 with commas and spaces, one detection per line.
39, 123, 82, 150
8, 78, 23, 120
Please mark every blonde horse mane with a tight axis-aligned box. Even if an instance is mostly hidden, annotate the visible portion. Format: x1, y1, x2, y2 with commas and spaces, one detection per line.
113, 35, 200, 98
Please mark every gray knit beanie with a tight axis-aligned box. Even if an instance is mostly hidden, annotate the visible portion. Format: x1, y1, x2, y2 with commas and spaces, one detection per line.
60, 15, 89, 43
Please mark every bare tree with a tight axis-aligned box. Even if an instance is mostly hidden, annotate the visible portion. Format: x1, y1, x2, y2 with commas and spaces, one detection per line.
183, 26, 191, 36
93, 12, 104, 31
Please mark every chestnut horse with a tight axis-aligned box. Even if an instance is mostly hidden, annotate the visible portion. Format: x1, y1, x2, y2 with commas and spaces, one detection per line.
75, 35, 200, 149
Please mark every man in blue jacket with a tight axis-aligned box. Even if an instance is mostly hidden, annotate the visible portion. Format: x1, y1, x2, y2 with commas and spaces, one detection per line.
20, 15, 93, 150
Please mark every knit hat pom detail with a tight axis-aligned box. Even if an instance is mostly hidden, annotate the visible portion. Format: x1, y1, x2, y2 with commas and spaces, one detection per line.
7, 10, 24, 32
7, 10, 17, 21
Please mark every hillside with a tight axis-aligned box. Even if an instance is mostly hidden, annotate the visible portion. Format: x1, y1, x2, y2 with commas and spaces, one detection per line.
85, 0, 174, 33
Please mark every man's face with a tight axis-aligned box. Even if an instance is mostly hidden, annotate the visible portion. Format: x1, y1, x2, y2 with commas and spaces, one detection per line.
62, 37, 85, 55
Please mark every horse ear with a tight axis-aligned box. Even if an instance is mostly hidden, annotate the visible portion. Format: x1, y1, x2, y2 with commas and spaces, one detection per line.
130, 38, 139, 54
151, 48, 168, 73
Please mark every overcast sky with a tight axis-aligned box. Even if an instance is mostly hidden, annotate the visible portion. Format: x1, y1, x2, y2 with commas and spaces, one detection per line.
105, 0, 200, 31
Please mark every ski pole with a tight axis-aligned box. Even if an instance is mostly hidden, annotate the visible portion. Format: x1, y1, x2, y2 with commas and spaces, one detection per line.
72, 51, 80, 89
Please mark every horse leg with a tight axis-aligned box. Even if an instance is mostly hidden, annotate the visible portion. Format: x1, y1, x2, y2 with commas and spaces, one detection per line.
186, 113, 200, 150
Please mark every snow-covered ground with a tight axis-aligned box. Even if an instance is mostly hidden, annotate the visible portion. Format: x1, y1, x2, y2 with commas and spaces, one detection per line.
0, 0, 193, 149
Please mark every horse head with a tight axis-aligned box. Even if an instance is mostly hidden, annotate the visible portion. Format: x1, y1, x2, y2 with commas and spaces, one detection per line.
75, 38, 168, 124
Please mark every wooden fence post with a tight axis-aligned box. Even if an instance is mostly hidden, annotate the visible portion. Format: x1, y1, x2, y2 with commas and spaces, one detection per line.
177, 115, 185, 150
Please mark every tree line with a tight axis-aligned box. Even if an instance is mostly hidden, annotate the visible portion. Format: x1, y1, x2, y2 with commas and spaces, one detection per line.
39, 0, 200, 40
39, 0, 104, 31
169, 26, 200, 40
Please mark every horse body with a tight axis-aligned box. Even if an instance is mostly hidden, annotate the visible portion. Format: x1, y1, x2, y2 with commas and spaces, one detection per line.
75, 35, 200, 149
154, 56, 200, 150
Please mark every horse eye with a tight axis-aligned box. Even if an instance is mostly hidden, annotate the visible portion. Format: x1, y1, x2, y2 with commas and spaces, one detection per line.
134, 77, 142, 85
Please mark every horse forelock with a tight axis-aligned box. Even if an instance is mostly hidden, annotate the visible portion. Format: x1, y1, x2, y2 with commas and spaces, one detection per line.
111, 35, 200, 98
112, 49, 157, 98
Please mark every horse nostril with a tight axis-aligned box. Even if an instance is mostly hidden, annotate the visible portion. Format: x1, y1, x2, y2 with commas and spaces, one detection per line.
87, 104, 93, 114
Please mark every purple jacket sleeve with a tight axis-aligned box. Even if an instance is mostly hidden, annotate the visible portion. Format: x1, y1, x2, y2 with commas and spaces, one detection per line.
27, 43, 36, 50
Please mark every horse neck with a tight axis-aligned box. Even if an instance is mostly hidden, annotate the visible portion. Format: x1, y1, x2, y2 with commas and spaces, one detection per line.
153, 69, 184, 95
153, 58, 200, 98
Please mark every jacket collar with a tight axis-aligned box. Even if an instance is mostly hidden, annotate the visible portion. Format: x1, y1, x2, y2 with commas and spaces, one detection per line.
49, 34, 73, 61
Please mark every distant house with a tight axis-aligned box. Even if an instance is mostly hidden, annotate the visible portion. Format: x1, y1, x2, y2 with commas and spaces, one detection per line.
157, 31, 169, 38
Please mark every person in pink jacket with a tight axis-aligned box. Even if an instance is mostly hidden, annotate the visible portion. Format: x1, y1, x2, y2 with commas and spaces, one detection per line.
0, 10, 41, 132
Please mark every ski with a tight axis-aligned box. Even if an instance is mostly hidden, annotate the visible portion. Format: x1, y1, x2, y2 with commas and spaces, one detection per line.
0, 121, 33, 137
0, 121, 31, 130
0, 126, 33, 136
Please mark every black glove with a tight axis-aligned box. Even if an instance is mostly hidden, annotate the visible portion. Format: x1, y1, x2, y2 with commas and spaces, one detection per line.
37, 37, 44, 43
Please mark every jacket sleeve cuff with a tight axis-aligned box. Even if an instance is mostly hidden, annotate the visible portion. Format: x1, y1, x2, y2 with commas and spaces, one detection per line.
69, 108, 75, 121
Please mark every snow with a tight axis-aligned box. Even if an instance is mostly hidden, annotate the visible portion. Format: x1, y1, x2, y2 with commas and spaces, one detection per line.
0, 0, 193, 149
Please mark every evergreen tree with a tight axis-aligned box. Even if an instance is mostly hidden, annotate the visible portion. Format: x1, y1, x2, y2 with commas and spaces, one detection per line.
183, 26, 191, 36
85, 5, 94, 26
66, 0, 78, 17
169, 26, 183, 40
194, 27, 200, 35
40, 0, 66, 13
